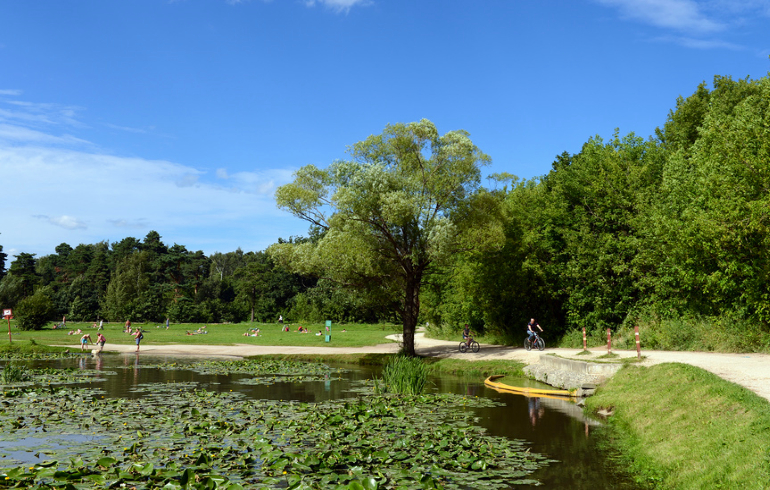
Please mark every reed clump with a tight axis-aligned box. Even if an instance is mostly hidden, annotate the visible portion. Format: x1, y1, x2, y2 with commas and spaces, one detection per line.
380, 355, 427, 395
1, 363, 30, 383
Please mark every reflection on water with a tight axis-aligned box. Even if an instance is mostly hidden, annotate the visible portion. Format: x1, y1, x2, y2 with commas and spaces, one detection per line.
0, 433, 104, 466
5, 354, 639, 489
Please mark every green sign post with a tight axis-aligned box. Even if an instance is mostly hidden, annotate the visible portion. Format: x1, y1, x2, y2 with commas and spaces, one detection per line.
325, 320, 332, 343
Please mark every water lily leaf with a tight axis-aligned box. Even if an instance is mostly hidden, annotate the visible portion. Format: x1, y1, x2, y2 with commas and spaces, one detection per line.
361, 476, 379, 490
84, 473, 107, 484
97, 457, 117, 468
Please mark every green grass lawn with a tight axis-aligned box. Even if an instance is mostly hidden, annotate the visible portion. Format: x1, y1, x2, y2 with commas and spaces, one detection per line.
3, 321, 403, 349
585, 363, 770, 489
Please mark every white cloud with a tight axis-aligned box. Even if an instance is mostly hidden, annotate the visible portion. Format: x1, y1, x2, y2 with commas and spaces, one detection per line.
217, 168, 295, 195
0, 89, 23, 96
595, 0, 724, 33
104, 122, 150, 134
108, 219, 148, 229
303, 0, 371, 13
33, 215, 88, 230
653, 35, 743, 49
0, 93, 307, 259
0, 124, 92, 146
0, 143, 304, 258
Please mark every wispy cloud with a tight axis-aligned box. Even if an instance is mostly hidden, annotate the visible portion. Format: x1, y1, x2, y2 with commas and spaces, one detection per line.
0, 144, 302, 258
33, 215, 88, 230
108, 219, 149, 229
214, 168, 294, 195
595, 0, 723, 33
653, 35, 743, 49
104, 122, 151, 134
303, 0, 372, 14
0, 91, 307, 258
595, 0, 770, 50
0, 124, 92, 146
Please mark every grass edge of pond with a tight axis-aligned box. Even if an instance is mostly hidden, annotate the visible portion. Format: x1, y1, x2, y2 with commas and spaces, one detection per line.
584, 363, 770, 489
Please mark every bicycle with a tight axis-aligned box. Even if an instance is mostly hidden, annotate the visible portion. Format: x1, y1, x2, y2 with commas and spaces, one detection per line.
524, 332, 545, 351
459, 338, 480, 353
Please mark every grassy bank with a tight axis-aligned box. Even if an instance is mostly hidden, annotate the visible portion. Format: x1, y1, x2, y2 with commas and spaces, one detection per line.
258, 353, 527, 379
5, 321, 401, 349
0, 339, 68, 356
585, 363, 770, 489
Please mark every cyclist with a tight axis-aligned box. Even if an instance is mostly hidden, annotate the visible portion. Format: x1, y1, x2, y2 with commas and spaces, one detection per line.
527, 318, 543, 343
462, 323, 473, 347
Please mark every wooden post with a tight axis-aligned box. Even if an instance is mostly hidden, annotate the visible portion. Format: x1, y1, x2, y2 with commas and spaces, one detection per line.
606, 328, 611, 354
635, 325, 641, 359
582, 327, 587, 351
3, 309, 11, 344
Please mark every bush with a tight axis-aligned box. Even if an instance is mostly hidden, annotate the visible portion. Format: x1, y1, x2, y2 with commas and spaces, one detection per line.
14, 289, 54, 331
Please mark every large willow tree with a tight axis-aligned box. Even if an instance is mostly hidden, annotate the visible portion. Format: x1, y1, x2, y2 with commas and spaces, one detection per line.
271, 119, 497, 356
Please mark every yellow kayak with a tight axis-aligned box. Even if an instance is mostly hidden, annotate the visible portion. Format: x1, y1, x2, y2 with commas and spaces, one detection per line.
484, 375, 577, 398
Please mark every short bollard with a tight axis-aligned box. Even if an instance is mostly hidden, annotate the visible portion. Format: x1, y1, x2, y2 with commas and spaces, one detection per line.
582, 327, 587, 351
606, 328, 612, 354
635, 325, 641, 359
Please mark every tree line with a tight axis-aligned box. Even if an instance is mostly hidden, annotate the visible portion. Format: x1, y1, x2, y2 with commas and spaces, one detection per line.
0, 231, 385, 330
2, 73, 770, 351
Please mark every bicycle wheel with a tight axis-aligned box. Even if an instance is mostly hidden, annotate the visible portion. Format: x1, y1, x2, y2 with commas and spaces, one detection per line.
471, 341, 480, 353
459, 342, 468, 353
524, 338, 532, 351
536, 337, 545, 351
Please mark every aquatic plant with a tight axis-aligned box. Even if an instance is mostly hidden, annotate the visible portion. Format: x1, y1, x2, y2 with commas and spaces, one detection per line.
0, 358, 552, 488
381, 354, 428, 395
0, 363, 29, 383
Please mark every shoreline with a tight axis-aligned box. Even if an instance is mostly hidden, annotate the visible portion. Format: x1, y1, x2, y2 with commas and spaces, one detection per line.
67, 331, 770, 403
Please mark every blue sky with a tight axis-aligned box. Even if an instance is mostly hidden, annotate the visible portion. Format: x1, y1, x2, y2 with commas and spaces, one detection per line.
1, 0, 769, 260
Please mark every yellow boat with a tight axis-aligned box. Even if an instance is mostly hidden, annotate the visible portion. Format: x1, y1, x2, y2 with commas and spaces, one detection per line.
484, 375, 578, 399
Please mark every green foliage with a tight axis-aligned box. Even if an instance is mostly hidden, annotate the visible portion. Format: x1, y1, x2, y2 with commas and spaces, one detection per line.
5, 74, 770, 353
380, 355, 428, 394
0, 273, 25, 310
0, 359, 550, 489
13, 287, 54, 331
644, 76, 770, 323
0, 363, 29, 383
273, 119, 497, 356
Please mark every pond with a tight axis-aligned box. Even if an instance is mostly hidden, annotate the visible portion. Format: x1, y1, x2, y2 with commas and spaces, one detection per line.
0, 353, 641, 489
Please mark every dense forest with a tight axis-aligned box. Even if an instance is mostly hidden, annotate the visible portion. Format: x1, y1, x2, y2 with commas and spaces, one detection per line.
2, 74, 770, 350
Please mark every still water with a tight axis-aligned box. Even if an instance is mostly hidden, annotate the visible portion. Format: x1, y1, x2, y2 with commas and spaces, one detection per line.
10, 353, 641, 489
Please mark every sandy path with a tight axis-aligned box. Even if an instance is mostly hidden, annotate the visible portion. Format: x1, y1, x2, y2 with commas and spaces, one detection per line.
86, 333, 770, 403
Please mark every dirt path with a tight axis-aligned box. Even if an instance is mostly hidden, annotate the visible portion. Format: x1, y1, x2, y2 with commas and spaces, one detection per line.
89, 332, 770, 403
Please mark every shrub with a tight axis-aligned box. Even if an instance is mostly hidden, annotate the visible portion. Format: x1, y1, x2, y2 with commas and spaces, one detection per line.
14, 289, 54, 331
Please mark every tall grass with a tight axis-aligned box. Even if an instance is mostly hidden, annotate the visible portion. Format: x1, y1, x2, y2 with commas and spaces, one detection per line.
558, 312, 770, 353
0, 363, 30, 383
380, 355, 428, 395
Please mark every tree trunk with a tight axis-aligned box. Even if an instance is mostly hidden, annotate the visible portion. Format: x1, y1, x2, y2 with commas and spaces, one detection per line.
402, 275, 421, 357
